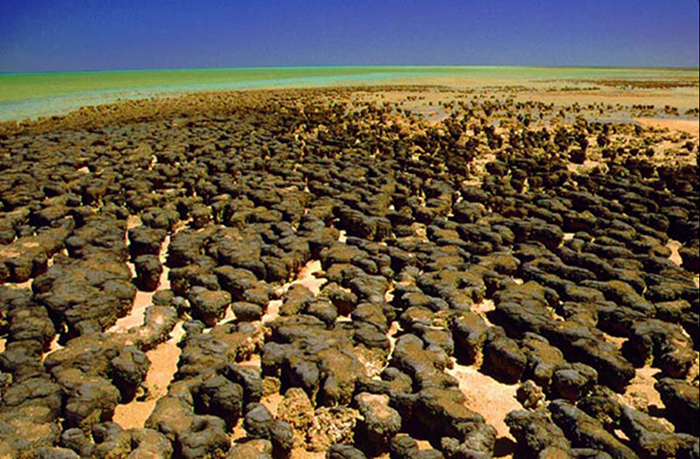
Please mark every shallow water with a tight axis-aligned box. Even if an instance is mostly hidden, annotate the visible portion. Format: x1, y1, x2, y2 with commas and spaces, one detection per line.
0, 66, 697, 121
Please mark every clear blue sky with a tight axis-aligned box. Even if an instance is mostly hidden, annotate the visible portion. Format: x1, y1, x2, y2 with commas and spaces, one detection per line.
0, 0, 698, 73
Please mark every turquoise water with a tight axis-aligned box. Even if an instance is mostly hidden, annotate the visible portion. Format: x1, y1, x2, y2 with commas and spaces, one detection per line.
1, 66, 697, 122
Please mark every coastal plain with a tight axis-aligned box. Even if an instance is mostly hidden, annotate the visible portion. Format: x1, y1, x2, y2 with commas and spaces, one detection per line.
0, 70, 699, 458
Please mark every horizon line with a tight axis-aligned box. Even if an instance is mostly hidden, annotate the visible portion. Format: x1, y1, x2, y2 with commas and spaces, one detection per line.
2, 63, 699, 77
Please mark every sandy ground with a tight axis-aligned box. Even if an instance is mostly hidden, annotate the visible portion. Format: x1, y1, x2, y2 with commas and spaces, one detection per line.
634, 117, 700, 134
263, 259, 327, 327
108, 286, 152, 333
601, 332, 626, 351
292, 260, 326, 295
472, 299, 497, 328
620, 366, 665, 416
667, 240, 699, 288
667, 239, 684, 267
112, 233, 179, 429
112, 321, 185, 429
365, 74, 699, 111
516, 89, 699, 113
446, 362, 519, 458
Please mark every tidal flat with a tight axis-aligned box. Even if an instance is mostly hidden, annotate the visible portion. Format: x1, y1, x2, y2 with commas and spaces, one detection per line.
1, 65, 698, 121
0, 74, 698, 458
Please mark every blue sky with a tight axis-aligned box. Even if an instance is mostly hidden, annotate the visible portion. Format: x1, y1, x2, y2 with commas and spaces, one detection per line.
0, 0, 698, 72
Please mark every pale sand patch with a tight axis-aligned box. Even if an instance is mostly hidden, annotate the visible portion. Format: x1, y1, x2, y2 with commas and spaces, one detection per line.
352, 78, 698, 112
665, 241, 699, 287
291, 449, 326, 459
262, 392, 285, 418
386, 320, 400, 355
108, 287, 152, 333
602, 332, 627, 351
294, 260, 325, 295
566, 159, 604, 174
41, 334, 64, 361
263, 259, 327, 325
3, 280, 32, 290
619, 366, 665, 415
472, 299, 496, 327
263, 299, 282, 324
112, 320, 185, 429
109, 235, 170, 334
546, 306, 566, 322
112, 233, 181, 428
230, 419, 247, 443
126, 215, 143, 230
447, 361, 520, 441
160, 236, 172, 289
472, 299, 495, 315
634, 118, 700, 134
107, 268, 151, 333
239, 353, 261, 371
666, 239, 683, 267
511, 89, 699, 113
686, 356, 700, 384
416, 440, 433, 450
220, 304, 237, 323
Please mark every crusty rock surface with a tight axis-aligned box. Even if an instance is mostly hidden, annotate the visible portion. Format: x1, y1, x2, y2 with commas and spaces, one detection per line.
0, 86, 697, 457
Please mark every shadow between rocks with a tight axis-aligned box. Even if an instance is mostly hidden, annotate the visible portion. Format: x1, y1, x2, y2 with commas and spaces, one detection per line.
493, 436, 517, 458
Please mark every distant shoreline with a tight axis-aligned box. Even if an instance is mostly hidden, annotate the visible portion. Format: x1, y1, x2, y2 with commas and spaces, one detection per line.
1, 67, 698, 123
1, 84, 698, 138
2, 64, 699, 77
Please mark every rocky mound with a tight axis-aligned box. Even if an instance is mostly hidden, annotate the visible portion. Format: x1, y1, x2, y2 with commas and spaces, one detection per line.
0, 87, 698, 458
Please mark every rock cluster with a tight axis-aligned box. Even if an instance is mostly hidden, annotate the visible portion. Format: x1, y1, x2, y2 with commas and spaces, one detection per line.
0, 88, 698, 458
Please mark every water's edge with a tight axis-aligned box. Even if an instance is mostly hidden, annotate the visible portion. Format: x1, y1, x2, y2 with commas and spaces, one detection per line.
1, 66, 697, 122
